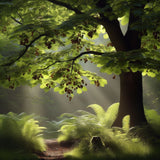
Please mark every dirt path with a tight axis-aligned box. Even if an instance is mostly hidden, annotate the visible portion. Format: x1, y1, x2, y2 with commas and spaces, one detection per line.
37, 139, 75, 160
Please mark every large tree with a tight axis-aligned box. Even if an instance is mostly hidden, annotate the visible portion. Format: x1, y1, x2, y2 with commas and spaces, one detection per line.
0, 0, 160, 127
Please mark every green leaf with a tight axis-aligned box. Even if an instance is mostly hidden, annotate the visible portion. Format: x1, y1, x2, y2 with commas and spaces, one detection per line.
77, 88, 82, 94
122, 115, 130, 133
0, 112, 46, 152
147, 72, 156, 78
97, 25, 106, 34
119, 12, 129, 26
40, 83, 46, 89
88, 104, 105, 119
145, 108, 160, 126
99, 79, 107, 87
54, 87, 60, 92
103, 33, 109, 39
105, 103, 119, 127
82, 86, 87, 92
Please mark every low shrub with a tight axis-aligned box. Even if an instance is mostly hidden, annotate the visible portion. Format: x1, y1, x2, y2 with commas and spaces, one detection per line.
47, 103, 160, 160
0, 112, 46, 153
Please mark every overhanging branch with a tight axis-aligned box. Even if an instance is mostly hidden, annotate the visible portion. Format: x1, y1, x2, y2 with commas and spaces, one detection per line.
47, 0, 103, 30
39, 51, 104, 70
1, 34, 46, 66
47, 0, 82, 14
71, 51, 104, 61
11, 16, 23, 25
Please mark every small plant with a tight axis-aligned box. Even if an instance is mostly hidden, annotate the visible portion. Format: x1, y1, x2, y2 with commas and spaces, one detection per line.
48, 103, 160, 160
56, 103, 119, 142
43, 119, 61, 139
145, 108, 160, 134
0, 112, 46, 154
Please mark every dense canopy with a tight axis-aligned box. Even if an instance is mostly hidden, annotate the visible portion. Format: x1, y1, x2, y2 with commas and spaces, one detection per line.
0, 0, 160, 102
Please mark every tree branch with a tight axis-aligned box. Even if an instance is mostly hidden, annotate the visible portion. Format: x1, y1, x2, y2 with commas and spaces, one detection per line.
47, 0, 82, 14
72, 51, 104, 60
47, 0, 104, 31
39, 51, 104, 70
1, 34, 46, 66
102, 18, 128, 51
11, 16, 23, 25
94, 0, 129, 51
125, 4, 145, 50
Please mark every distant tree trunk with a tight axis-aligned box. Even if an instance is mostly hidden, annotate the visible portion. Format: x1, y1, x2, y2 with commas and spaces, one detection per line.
113, 71, 147, 127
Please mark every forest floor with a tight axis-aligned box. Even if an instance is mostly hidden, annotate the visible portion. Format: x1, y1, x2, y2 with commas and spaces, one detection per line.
37, 139, 75, 160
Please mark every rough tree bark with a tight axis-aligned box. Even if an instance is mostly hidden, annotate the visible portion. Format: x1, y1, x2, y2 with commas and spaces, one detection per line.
111, 30, 147, 127
98, 3, 148, 127
113, 71, 147, 127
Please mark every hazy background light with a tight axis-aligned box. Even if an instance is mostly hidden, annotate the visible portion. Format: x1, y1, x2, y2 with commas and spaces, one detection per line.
0, 24, 160, 119
143, 76, 160, 113
0, 63, 160, 120
0, 63, 120, 120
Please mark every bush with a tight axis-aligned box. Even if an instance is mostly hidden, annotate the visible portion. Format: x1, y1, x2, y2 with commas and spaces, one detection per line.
0, 112, 46, 153
47, 103, 160, 160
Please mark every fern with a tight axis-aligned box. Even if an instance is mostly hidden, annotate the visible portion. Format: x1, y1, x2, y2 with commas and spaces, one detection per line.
144, 108, 160, 135
0, 112, 46, 152
41, 104, 160, 160
53, 107, 160, 160
122, 115, 130, 133
104, 103, 119, 127
55, 103, 120, 143
88, 104, 106, 120
22, 119, 46, 151
145, 108, 160, 126
87, 103, 119, 127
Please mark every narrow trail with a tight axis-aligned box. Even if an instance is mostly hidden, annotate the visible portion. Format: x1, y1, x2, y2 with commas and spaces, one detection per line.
37, 139, 75, 160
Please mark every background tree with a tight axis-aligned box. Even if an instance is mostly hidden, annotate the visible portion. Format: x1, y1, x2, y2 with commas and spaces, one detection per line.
0, 0, 160, 127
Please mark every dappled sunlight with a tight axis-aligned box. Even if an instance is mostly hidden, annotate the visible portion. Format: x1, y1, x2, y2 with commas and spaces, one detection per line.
1, 0, 160, 159
22, 85, 44, 115
0, 70, 120, 119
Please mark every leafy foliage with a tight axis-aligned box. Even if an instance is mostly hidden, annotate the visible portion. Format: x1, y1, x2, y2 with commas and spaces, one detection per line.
145, 108, 160, 135
1, 0, 160, 101
56, 103, 119, 142
0, 112, 46, 153
45, 104, 160, 160
88, 103, 119, 127
122, 115, 130, 133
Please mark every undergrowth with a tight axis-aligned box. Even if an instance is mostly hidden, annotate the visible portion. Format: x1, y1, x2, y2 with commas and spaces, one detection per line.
0, 150, 39, 160
47, 103, 160, 160
0, 112, 46, 159
1, 104, 160, 160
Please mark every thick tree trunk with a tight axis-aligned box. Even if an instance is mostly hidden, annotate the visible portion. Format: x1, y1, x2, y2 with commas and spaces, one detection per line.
99, 5, 148, 127
113, 71, 147, 127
